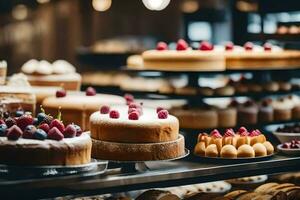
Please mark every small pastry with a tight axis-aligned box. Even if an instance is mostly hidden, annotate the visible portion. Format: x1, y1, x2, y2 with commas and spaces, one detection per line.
197, 133, 211, 146
209, 129, 223, 152
272, 98, 293, 121
199, 87, 214, 96
237, 144, 255, 158
236, 127, 251, 148
238, 100, 258, 125
175, 86, 197, 95
194, 142, 206, 156
205, 144, 219, 157
235, 84, 248, 93
263, 82, 279, 92
263, 141, 274, 155
217, 107, 237, 128
224, 190, 247, 199
258, 99, 274, 122
215, 85, 235, 96
248, 83, 263, 93
279, 82, 292, 91
253, 143, 267, 157
223, 128, 237, 146
249, 129, 266, 146
220, 145, 237, 158
255, 183, 279, 193
277, 26, 288, 34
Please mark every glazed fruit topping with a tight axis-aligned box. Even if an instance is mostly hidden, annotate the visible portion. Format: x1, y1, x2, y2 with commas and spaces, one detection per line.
73, 124, 82, 136
34, 129, 48, 140
282, 140, 300, 149
23, 125, 36, 139
39, 123, 50, 133
85, 86, 96, 96
0, 124, 7, 137
7, 125, 23, 140
56, 89, 67, 98
224, 128, 235, 137
249, 130, 260, 137
225, 42, 234, 51
100, 105, 110, 114
16, 114, 33, 131
5, 117, 16, 128
124, 93, 134, 105
63, 124, 77, 138
238, 126, 249, 136
158, 110, 169, 119
48, 127, 64, 141
128, 111, 139, 120
244, 42, 253, 51
109, 110, 120, 119
176, 39, 188, 51
210, 129, 222, 138
263, 43, 272, 51
199, 41, 214, 51
156, 107, 164, 113
50, 119, 65, 133
156, 42, 168, 51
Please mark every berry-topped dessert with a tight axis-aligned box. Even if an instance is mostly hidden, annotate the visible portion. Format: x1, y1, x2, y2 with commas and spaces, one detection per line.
89, 103, 185, 161
21, 59, 81, 90
224, 42, 300, 69
42, 87, 125, 130
142, 39, 225, 71
281, 140, 300, 149
194, 127, 274, 158
0, 108, 91, 166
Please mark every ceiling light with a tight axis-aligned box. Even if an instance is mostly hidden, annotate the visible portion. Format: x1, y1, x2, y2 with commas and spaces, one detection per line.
142, 0, 170, 11
92, 0, 112, 12
181, 0, 199, 13
12, 4, 28, 20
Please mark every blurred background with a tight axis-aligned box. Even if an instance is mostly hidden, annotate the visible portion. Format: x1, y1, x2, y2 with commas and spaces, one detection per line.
0, 0, 299, 74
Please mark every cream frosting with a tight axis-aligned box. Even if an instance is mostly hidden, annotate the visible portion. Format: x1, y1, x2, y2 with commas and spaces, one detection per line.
0, 60, 7, 69
26, 73, 81, 81
272, 99, 294, 110
52, 60, 76, 74
7, 73, 31, 88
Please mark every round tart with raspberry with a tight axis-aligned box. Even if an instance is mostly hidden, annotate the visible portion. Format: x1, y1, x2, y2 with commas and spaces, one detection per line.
90, 104, 185, 161
0, 110, 91, 166
142, 40, 225, 71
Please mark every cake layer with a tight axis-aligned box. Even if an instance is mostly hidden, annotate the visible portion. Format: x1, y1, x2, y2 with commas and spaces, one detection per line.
0, 132, 92, 166
92, 135, 185, 161
42, 93, 125, 130
90, 106, 179, 143
142, 50, 225, 71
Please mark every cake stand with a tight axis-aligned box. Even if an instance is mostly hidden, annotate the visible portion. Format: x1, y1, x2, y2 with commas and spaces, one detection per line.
108, 148, 190, 173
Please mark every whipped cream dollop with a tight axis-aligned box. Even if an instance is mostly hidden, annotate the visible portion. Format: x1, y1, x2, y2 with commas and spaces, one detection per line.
0, 60, 7, 69
21, 59, 76, 75
7, 73, 31, 88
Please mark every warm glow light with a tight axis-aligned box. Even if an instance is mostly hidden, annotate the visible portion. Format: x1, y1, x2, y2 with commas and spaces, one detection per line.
37, 0, 50, 4
181, 0, 199, 13
12, 4, 28, 20
142, 0, 170, 11
92, 0, 112, 12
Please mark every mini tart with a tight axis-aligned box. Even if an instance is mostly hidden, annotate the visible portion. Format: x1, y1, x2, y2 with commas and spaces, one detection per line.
0, 132, 92, 166
142, 50, 226, 71
205, 144, 219, 157
225, 50, 300, 70
92, 135, 185, 161
250, 134, 267, 146
42, 92, 125, 130
236, 136, 251, 148
90, 106, 179, 143
220, 145, 237, 158
237, 144, 255, 158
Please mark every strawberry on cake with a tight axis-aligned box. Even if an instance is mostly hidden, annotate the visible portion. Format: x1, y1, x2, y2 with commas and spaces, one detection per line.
0, 109, 91, 166
90, 103, 185, 161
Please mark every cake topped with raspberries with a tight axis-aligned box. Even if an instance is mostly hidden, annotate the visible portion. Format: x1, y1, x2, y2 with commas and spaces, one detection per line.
141, 39, 225, 71
90, 102, 185, 161
194, 127, 274, 159
0, 109, 91, 166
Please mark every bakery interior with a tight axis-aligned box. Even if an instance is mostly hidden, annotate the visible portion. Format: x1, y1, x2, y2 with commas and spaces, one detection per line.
1, 0, 300, 199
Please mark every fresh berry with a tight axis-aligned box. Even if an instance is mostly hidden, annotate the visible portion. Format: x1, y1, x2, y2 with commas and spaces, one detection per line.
33, 118, 39, 126
50, 119, 65, 133
225, 42, 234, 51
249, 130, 260, 137
156, 107, 164, 113
85, 87, 96, 96
124, 93, 134, 102
0, 124, 7, 137
63, 124, 76, 138
128, 103, 141, 109
3, 111, 10, 119
156, 42, 168, 51
0, 119, 4, 125
264, 43, 272, 51
109, 110, 120, 119
224, 128, 235, 137
48, 127, 64, 141
100, 105, 110, 114
238, 126, 248, 134
41, 115, 53, 125
291, 143, 300, 149
128, 111, 139, 120
244, 42, 253, 51
39, 123, 50, 133
282, 142, 290, 149
176, 39, 188, 51
5, 117, 16, 128
230, 99, 239, 107
23, 125, 36, 139
7, 125, 22, 140
17, 114, 34, 130
15, 110, 24, 117
199, 41, 214, 51
34, 129, 47, 140
244, 100, 254, 107
37, 112, 47, 124
56, 89, 67, 98
158, 110, 169, 119
73, 124, 82, 136
210, 129, 222, 138
128, 107, 138, 114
